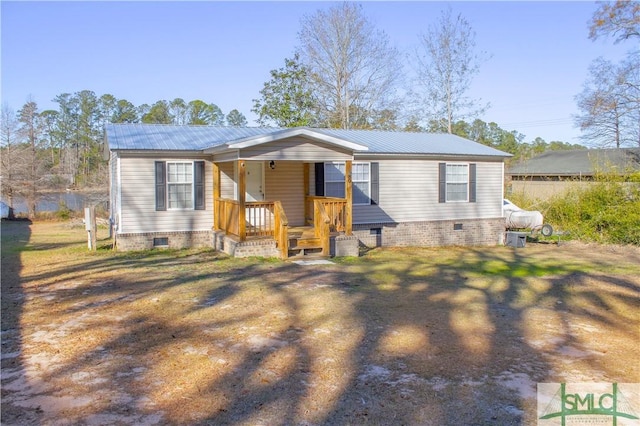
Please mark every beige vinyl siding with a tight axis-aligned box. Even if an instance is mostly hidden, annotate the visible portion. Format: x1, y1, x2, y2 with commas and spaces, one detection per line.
110, 152, 120, 229
219, 162, 236, 199
264, 161, 305, 226
241, 138, 352, 162
353, 159, 504, 224
119, 156, 213, 234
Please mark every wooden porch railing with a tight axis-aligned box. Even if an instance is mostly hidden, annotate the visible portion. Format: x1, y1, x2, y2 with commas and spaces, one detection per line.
215, 198, 290, 258
313, 200, 331, 256
214, 198, 240, 236
215, 198, 276, 237
273, 201, 288, 259
305, 196, 348, 232
245, 201, 276, 237
215, 196, 346, 259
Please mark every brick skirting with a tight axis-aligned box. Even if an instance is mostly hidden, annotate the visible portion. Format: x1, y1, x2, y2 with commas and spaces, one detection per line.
213, 231, 280, 258
116, 230, 214, 251
116, 218, 506, 254
353, 218, 506, 248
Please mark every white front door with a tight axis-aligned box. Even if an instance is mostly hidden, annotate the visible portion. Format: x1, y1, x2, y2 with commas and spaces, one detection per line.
245, 162, 264, 202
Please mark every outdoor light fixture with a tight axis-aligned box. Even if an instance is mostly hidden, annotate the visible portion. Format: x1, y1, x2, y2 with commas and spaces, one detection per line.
269, 160, 276, 170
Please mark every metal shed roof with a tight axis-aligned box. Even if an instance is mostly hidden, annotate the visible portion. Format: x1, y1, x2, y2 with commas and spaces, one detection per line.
105, 123, 511, 158
508, 148, 640, 176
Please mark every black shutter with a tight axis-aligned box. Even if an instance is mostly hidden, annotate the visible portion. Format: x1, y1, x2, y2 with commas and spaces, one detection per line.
469, 163, 476, 203
155, 161, 166, 211
194, 161, 205, 210
315, 162, 324, 196
438, 162, 446, 203
370, 162, 379, 205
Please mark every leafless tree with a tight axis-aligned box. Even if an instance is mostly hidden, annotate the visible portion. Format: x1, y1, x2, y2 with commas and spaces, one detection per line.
296, 2, 403, 129
16, 100, 48, 218
1, 104, 19, 213
589, 0, 640, 43
413, 8, 489, 134
575, 56, 640, 148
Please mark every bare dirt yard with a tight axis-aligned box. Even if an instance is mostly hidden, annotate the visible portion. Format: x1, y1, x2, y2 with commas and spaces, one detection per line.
1, 220, 639, 425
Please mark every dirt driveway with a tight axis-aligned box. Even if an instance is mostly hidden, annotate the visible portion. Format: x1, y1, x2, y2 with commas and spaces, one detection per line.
1, 221, 639, 425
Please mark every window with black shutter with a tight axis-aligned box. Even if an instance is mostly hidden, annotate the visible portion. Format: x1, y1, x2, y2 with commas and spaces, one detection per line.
439, 162, 476, 203
155, 161, 166, 211
155, 160, 206, 210
194, 161, 205, 210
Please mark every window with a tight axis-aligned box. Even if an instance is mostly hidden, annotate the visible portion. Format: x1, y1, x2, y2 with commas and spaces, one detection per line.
352, 163, 371, 205
167, 162, 193, 209
155, 161, 205, 211
323, 162, 371, 205
324, 163, 345, 198
446, 163, 469, 202
439, 162, 476, 203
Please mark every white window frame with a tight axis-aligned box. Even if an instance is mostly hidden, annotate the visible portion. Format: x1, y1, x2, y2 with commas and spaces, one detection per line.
166, 161, 194, 210
324, 162, 371, 206
445, 163, 469, 202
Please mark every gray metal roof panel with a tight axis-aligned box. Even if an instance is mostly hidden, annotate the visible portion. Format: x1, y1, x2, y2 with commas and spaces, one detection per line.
106, 123, 511, 157
509, 148, 640, 175
313, 128, 510, 156
106, 123, 283, 151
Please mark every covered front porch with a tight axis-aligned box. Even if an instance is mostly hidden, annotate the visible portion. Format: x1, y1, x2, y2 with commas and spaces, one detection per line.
212, 159, 356, 259
204, 128, 368, 259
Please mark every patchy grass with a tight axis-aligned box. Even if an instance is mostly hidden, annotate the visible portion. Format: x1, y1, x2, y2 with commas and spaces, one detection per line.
338, 245, 640, 278
2, 221, 639, 425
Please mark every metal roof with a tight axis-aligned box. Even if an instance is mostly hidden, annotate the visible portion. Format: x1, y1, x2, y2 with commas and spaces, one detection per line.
105, 123, 283, 151
105, 123, 511, 157
508, 148, 640, 176
312, 128, 509, 156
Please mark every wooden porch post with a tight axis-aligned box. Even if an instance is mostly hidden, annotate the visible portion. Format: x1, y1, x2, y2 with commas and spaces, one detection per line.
238, 160, 246, 240
345, 160, 353, 235
213, 162, 220, 231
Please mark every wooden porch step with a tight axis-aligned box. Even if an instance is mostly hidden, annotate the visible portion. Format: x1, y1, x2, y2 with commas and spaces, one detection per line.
287, 225, 328, 257
289, 237, 322, 251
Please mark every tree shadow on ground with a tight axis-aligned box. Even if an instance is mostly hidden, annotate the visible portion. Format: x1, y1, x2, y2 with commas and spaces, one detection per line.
1, 220, 45, 425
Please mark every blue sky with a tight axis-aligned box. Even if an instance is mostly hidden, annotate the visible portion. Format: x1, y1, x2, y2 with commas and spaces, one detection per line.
0, 1, 631, 144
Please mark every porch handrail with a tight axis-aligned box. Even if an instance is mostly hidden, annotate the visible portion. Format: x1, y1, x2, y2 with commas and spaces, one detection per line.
245, 201, 275, 237
313, 199, 331, 256
306, 196, 347, 233
273, 201, 289, 259
215, 198, 276, 238
214, 198, 240, 236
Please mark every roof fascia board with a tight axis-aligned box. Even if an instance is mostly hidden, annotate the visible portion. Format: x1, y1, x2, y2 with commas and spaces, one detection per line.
204, 145, 233, 154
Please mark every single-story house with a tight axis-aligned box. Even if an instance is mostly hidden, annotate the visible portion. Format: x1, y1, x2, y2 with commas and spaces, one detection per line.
508, 148, 640, 200
105, 124, 511, 258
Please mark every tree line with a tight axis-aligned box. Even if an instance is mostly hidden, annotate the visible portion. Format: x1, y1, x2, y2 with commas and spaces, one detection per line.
0, 89, 581, 219
0, 93, 248, 217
